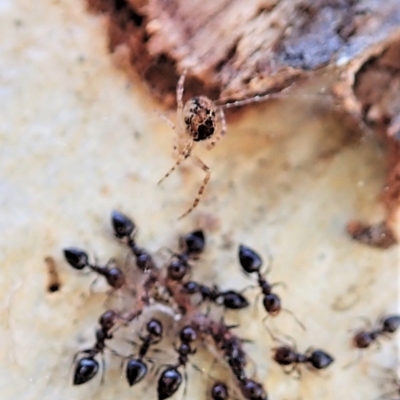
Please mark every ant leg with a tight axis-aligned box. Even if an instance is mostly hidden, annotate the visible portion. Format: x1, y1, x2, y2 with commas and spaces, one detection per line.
353, 316, 373, 330
178, 156, 210, 220
262, 317, 280, 342
100, 354, 106, 385
343, 350, 363, 369
271, 281, 287, 290
262, 246, 274, 276
240, 284, 258, 295
181, 367, 189, 400
282, 307, 306, 331
206, 107, 227, 150
252, 292, 262, 315
158, 139, 193, 185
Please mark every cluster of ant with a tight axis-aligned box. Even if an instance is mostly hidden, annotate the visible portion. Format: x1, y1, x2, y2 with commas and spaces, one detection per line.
64, 211, 400, 400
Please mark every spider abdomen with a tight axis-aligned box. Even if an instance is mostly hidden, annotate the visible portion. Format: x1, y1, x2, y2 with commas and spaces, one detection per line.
183, 96, 217, 141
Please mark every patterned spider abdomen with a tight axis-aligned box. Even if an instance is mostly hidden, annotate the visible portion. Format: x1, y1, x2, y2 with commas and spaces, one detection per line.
183, 96, 217, 141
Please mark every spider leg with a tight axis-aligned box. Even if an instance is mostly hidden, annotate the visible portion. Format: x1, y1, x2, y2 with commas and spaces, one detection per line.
206, 106, 226, 150
178, 155, 210, 219
177, 70, 187, 125
157, 139, 193, 185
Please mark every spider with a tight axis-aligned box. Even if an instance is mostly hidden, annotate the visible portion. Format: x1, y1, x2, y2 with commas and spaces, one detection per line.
158, 70, 282, 219
157, 70, 226, 219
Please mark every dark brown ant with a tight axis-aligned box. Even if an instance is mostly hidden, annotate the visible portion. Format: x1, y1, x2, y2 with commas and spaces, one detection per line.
125, 318, 163, 386
73, 310, 118, 385
157, 325, 198, 400
207, 319, 268, 400
64, 247, 125, 290
111, 210, 155, 272
352, 315, 400, 350
238, 244, 304, 330
273, 345, 334, 377
183, 281, 249, 309
166, 229, 206, 282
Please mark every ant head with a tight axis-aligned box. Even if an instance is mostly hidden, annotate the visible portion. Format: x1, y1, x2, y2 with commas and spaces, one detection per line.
157, 367, 182, 400
309, 350, 334, 369
126, 358, 148, 386
111, 210, 136, 239
73, 357, 99, 385
382, 315, 400, 333
64, 247, 89, 270
167, 259, 187, 281
183, 229, 205, 253
211, 382, 229, 400
180, 325, 197, 343
147, 319, 163, 339
99, 310, 117, 331
263, 293, 281, 315
105, 267, 125, 289
353, 331, 373, 348
238, 245, 262, 274
240, 378, 268, 400
273, 346, 296, 366
221, 291, 249, 309
183, 281, 199, 294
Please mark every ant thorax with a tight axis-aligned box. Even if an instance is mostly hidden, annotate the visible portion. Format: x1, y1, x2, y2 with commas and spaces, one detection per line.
182, 96, 217, 142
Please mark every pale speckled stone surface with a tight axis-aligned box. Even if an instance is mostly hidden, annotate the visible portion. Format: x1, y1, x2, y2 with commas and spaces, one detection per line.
0, 1, 399, 400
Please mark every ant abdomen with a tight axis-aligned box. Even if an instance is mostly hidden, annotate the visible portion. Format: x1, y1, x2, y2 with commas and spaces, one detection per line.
73, 357, 99, 385
111, 210, 136, 239
382, 315, 400, 333
126, 358, 148, 386
157, 367, 182, 400
308, 350, 334, 369
183, 229, 206, 253
219, 291, 249, 310
238, 245, 263, 274
64, 247, 89, 270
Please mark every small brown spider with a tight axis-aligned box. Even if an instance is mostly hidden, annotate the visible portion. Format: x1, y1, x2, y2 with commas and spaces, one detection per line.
158, 70, 308, 219
157, 70, 227, 219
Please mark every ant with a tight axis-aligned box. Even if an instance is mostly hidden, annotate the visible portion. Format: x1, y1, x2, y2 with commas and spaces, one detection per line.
273, 345, 334, 377
183, 281, 249, 310
111, 210, 155, 272
64, 247, 125, 290
208, 319, 268, 400
124, 318, 163, 386
166, 229, 206, 282
73, 309, 118, 385
238, 244, 304, 330
352, 315, 400, 350
157, 325, 198, 400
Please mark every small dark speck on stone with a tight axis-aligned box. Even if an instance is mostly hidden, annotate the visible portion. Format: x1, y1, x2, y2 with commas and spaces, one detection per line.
14, 19, 23, 27
77, 55, 86, 63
